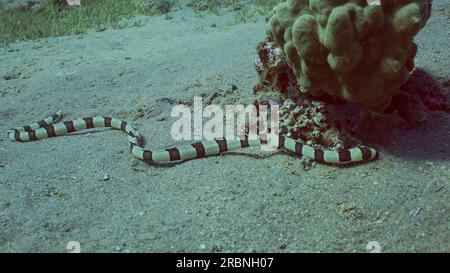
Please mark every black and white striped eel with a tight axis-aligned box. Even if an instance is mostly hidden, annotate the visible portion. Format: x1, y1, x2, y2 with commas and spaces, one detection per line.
7, 111, 378, 164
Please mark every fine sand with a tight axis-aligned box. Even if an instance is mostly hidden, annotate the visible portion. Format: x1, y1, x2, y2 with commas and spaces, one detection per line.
0, 2, 449, 252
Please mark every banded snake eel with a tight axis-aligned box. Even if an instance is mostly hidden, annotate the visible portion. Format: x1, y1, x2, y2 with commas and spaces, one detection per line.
7, 111, 378, 165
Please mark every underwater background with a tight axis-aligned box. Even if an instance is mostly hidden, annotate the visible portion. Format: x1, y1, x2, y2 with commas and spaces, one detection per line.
0, 0, 449, 252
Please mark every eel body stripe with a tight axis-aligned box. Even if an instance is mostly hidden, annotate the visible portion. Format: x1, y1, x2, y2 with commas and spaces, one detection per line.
178, 146, 197, 161
143, 150, 152, 162
295, 142, 303, 156
44, 125, 57, 138
51, 113, 60, 121
314, 149, 325, 163
240, 139, 250, 148
104, 117, 112, 127
278, 136, 285, 150
83, 117, 94, 129
120, 121, 127, 132
64, 121, 76, 133
7, 111, 379, 165
361, 147, 373, 161
191, 142, 206, 158
202, 141, 220, 156
166, 148, 181, 161
29, 131, 38, 141
215, 139, 228, 153
37, 120, 47, 128
338, 150, 352, 162
73, 119, 87, 131
324, 151, 339, 164
13, 130, 21, 142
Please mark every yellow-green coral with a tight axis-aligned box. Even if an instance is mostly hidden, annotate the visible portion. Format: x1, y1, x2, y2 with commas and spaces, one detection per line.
267, 0, 432, 111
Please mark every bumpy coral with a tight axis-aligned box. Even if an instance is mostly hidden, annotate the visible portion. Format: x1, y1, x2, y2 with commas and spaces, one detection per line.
254, 40, 448, 129
267, 0, 432, 111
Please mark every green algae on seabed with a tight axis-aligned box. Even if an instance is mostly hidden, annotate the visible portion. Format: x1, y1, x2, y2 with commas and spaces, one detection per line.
0, 0, 280, 45
0, 0, 173, 45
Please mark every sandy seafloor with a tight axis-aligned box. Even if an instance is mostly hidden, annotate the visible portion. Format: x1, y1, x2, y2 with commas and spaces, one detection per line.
0, 2, 449, 253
